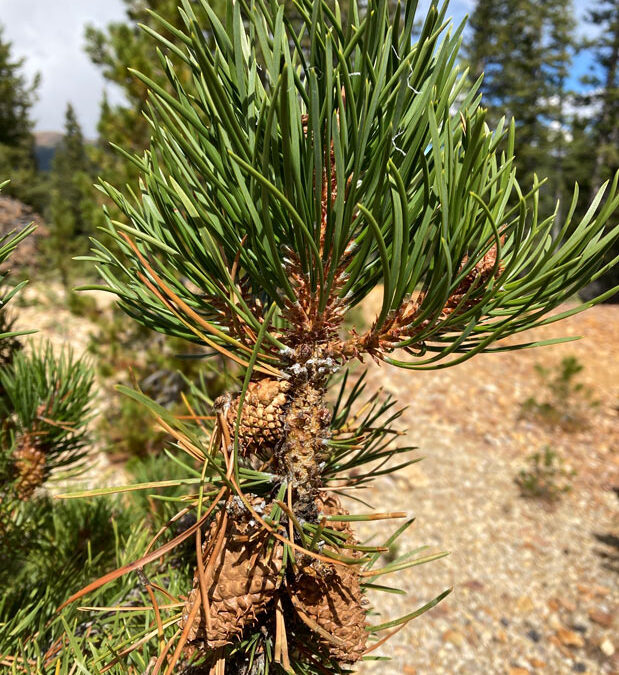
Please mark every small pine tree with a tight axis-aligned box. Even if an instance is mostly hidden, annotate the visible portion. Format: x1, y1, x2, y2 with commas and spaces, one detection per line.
0, 181, 107, 668
47, 0, 618, 672
0, 344, 94, 499
0, 185, 94, 508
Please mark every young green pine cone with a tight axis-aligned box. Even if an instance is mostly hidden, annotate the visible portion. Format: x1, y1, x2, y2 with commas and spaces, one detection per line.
222, 379, 292, 460
181, 498, 283, 649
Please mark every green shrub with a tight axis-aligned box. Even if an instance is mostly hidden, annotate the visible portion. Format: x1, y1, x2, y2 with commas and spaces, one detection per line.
521, 356, 599, 430
516, 445, 575, 501
67, 290, 100, 321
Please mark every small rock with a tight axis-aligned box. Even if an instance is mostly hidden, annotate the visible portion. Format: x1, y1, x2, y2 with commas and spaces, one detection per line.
589, 610, 614, 628
599, 637, 615, 657
572, 623, 587, 634
550, 634, 573, 659
463, 579, 484, 591
578, 583, 610, 598
509, 668, 529, 675
556, 627, 585, 648
517, 595, 535, 614
548, 613, 563, 630
572, 664, 586, 673
501, 617, 510, 627
526, 629, 541, 643
442, 629, 465, 647
559, 598, 576, 612
530, 659, 546, 669
403, 668, 417, 675
480, 629, 493, 644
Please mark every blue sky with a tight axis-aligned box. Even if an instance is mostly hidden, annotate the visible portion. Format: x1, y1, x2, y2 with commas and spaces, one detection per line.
1, 0, 600, 138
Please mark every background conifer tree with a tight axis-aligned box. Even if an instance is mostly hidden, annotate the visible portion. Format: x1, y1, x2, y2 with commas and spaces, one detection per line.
0, 27, 47, 212
465, 0, 577, 213
581, 0, 619, 194
46, 104, 103, 282
576, 0, 619, 300
0, 180, 33, 370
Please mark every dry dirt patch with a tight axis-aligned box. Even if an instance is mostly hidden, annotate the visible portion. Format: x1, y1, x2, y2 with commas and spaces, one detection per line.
355, 305, 618, 674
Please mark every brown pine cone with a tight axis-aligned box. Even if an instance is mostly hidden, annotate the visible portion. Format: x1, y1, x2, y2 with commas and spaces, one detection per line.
289, 562, 368, 663
287, 491, 368, 663
13, 434, 46, 500
181, 499, 283, 649
315, 492, 353, 538
223, 379, 291, 460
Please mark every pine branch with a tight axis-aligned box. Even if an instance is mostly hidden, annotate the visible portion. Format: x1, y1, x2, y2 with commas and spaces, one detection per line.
86, 1, 618, 374
52, 0, 619, 672
0, 342, 94, 498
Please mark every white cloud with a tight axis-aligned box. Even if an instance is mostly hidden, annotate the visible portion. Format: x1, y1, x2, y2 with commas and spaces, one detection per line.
1, 0, 126, 137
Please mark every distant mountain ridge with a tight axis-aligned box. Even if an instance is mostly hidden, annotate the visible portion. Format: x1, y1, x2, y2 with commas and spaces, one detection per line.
34, 131, 63, 172
34, 131, 97, 172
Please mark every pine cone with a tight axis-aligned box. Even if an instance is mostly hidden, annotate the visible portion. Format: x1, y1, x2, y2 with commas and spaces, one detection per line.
315, 492, 353, 538
181, 499, 283, 649
289, 563, 368, 663
13, 434, 46, 499
224, 379, 291, 460
288, 492, 368, 664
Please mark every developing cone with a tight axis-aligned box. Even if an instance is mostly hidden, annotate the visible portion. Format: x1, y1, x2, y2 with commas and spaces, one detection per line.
226, 379, 291, 459
13, 435, 45, 500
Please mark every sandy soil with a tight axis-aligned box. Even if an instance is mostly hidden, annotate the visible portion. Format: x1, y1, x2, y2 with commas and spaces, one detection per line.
353, 305, 618, 675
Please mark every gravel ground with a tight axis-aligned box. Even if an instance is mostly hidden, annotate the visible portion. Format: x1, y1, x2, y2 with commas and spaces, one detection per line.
352, 305, 618, 675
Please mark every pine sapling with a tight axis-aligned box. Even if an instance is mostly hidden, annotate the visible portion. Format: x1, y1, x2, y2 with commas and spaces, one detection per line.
0, 180, 93, 537
0, 180, 35, 368
0, 182, 103, 671
0, 343, 94, 499
61, 1, 619, 672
